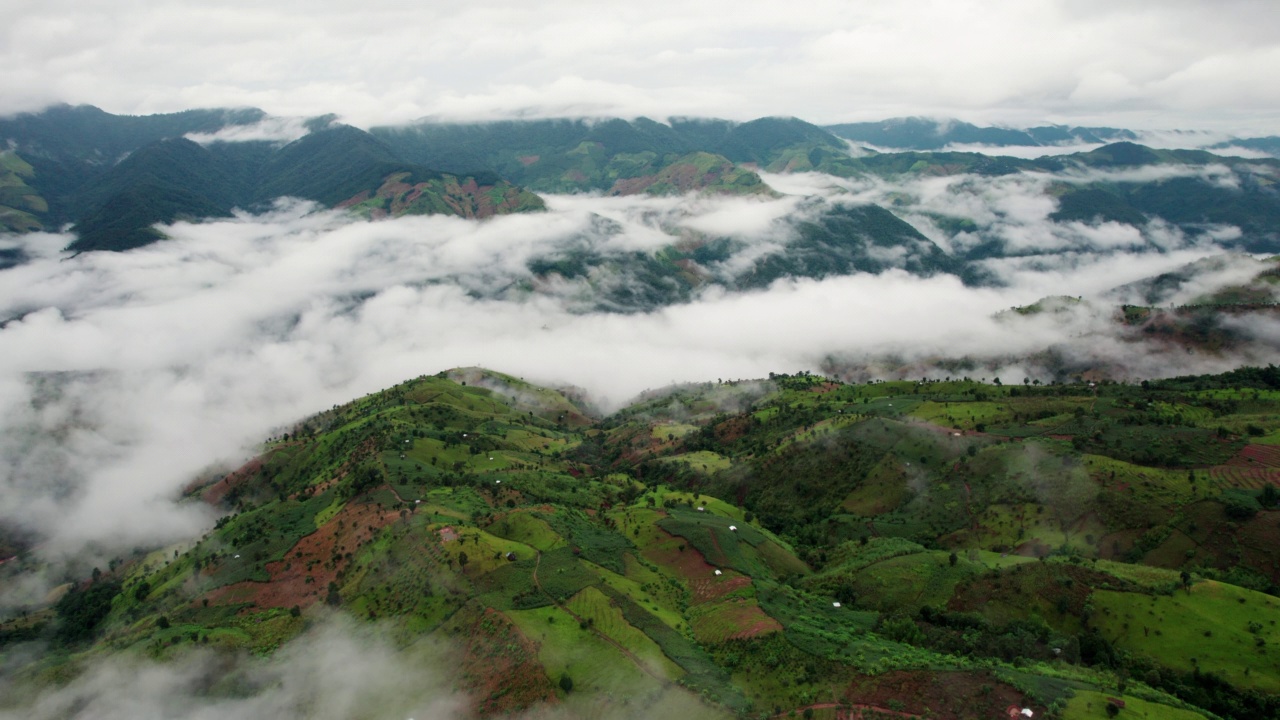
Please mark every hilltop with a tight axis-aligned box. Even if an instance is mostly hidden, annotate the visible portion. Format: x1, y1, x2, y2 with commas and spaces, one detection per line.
5, 106, 1280, 266
4, 365, 1280, 718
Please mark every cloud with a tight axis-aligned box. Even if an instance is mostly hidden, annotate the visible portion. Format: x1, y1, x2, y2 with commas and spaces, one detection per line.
0, 615, 464, 720
0, 174, 1275, 565
3, 1, 1280, 130
185, 116, 313, 145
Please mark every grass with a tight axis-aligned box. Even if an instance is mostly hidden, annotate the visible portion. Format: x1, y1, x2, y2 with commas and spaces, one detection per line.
584, 556, 687, 632
1091, 581, 1280, 692
1062, 689, 1208, 719
486, 511, 565, 551
839, 551, 982, 614
655, 490, 744, 520
564, 586, 684, 680
653, 423, 700, 440
506, 605, 668, 698
661, 451, 732, 473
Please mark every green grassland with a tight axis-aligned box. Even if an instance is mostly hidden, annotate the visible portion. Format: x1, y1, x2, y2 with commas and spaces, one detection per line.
1091, 581, 1280, 692
1063, 690, 1209, 720
9, 367, 1280, 719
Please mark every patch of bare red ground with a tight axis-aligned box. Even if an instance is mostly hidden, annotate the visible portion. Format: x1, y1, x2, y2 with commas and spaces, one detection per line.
200, 496, 402, 611
377, 176, 414, 198
608, 176, 657, 195
841, 670, 1040, 720
1236, 512, 1280, 582
692, 599, 782, 642
640, 524, 760, 604
199, 459, 262, 505
439, 526, 459, 543
808, 382, 842, 394
1229, 444, 1280, 468
335, 189, 371, 208
517, 155, 540, 166
457, 607, 558, 718
713, 415, 753, 444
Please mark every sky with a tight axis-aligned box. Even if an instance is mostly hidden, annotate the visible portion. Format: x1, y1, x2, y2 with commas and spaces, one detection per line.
4, 0, 1280, 132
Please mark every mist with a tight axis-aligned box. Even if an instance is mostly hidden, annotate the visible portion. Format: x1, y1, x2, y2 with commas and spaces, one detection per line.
0, 615, 464, 720
0, 168, 1275, 568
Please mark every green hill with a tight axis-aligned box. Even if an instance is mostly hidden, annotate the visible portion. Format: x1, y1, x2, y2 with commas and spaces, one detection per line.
6, 365, 1280, 718
369, 115, 848, 194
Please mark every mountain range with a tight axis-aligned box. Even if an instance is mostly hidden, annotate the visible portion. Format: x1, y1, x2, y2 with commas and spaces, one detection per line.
4, 105, 1280, 269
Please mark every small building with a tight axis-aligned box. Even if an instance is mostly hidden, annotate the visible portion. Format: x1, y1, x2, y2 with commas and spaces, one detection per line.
832, 602, 841, 608
714, 569, 722, 576
728, 525, 737, 531
505, 552, 517, 562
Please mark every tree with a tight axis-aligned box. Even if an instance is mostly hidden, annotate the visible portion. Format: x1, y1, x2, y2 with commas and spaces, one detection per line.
1262, 484, 1279, 508
458, 551, 469, 570
559, 673, 574, 693
948, 551, 958, 567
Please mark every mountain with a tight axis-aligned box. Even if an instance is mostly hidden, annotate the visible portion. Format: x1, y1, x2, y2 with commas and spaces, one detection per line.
6, 105, 1280, 280
368, 115, 849, 193
1210, 136, 1280, 159
0, 106, 547, 253
836, 142, 1280, 255
495, 198, 962, 313
4, 365, 1280, 718
824, 117, 1138, 150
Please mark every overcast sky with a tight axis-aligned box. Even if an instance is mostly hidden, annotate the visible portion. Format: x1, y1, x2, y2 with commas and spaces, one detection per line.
4, 0, 1280, 131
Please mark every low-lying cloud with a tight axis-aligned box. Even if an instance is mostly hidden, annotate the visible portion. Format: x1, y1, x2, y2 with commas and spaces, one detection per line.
0, 615, 463, 720
0, 173, 1275, 566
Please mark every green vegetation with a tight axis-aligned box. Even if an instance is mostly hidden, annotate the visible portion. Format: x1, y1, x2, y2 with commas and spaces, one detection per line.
6, 365, 1280, 719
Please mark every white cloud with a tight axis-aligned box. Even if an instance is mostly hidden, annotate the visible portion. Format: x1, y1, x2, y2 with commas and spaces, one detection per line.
2, 1, 1280, 130
0, 615, 464, 720
0, 183, 1274, 563
185, 116, 314, 145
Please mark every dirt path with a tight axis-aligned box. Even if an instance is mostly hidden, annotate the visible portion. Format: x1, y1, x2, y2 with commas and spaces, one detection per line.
708, 526, 728, 564
531, 552, 669, 684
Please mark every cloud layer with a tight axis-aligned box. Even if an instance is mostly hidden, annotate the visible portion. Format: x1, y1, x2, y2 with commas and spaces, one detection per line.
3, 1, 1280, 131
0, 171, 1276, 565
0, 616, 464, 720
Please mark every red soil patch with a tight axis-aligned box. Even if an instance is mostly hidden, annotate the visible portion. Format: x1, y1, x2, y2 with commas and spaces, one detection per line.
691, 598, 781, 642
1209, 444, 1280, 489
713, 415, 754, 445
201, 497, 401, 611
440, 526, 459, 543
1210, 464, 1280, 489
640, 525, 752, 603
842, 670, 1041, 720
689, 573, 751, 605
517, 155, 540, 166
335, 190, 371, 209
1219, 444, 1280, 475
948, 563, 1113, 618
199, 459, 261, 505
1238, 512, 1280, 577
458, 608, 558, 718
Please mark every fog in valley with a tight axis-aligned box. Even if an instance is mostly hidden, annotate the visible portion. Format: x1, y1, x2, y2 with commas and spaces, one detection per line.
1, 161, 1278, 718
1, 168, 1276, 567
